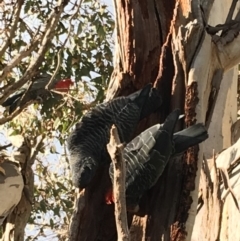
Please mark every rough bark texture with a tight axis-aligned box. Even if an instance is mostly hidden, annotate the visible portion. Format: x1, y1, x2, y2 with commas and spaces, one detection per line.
71, 0, 240, 240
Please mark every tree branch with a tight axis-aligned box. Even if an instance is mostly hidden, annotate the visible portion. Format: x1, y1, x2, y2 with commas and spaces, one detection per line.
0, 0, 24, 58
0, 100, 36, 125
0, 0, 70, 105
0, 33, 42, 85
107, 125, 129, 241
223, 0, 238, 27
29, 135, 45, 165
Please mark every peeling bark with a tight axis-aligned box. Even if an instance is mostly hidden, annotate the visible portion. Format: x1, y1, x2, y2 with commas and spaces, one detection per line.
193, 137, 240, 241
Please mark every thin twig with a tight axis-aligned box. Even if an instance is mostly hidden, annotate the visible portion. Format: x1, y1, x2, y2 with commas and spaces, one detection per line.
0, 89, 94, 126
107, 125, 129, 241
228, 157, 240, 173
19, 18, 36, 39
0, 143, 12, 150
50, 89, 97, 106
29, 134, 46, 165
29, 228, 42, 241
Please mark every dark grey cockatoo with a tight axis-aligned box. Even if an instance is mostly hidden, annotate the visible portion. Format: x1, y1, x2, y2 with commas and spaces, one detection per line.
107, 109, 208, 211
2, 73, 73, 114
67, 84, 162, 189
0, 152, 24, 225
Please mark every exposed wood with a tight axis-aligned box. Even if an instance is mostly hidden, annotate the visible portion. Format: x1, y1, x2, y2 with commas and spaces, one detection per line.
106, 0, 176, 100
195, 152, 222, 241
107, 125, 129, 241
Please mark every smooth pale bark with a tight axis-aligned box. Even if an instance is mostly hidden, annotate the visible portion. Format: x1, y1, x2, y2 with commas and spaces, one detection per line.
204, 0, 238, 157
187, 50, 238, 240
204, 69, 238, 157
188, 1, 238, 239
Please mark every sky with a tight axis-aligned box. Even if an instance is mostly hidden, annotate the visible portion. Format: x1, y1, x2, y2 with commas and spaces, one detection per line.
104, 0, 114, 14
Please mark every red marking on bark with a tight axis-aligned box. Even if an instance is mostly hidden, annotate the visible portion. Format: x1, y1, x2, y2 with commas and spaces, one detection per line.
105, 188, 114, 205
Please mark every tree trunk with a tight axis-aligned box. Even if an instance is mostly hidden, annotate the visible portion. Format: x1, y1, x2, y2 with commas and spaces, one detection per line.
70, 0, 240, 240
1, 138, 33, 241
1, 136, 45, 241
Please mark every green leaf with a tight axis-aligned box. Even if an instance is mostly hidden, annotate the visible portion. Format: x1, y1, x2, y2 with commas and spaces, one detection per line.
53, 205, 61, 216
39, 200, 47, 213
77, 23, 82, 36
50, 218, 54, 228
56, 182, 68, 191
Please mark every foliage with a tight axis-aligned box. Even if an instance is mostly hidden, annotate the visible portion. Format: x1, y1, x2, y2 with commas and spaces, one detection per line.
0, 0, 114, 239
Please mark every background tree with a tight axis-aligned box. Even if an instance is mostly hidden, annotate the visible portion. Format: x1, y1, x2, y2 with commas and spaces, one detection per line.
1, 0, 240, 241
0, 0, 114, 240
71, 0, 240, 241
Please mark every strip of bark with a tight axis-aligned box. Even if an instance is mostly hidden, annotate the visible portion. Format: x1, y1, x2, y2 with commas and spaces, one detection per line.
107, 125, 129, 241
